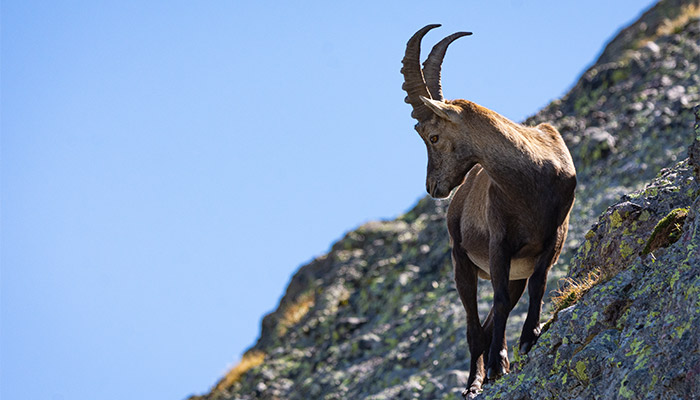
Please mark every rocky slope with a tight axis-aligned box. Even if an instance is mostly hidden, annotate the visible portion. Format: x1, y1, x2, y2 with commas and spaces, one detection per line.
189, 1, 700, 399
480, 123, 700, 399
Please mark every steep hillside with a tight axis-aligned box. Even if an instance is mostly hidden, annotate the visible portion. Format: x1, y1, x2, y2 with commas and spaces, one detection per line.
189, 1, 700, 399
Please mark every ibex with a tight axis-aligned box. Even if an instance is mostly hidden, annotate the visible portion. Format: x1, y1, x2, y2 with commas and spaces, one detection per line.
401, 25, 576, 397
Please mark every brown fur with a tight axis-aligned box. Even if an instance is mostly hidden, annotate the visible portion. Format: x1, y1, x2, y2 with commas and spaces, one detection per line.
402, 27, 576, 397
417, 98, 576, 396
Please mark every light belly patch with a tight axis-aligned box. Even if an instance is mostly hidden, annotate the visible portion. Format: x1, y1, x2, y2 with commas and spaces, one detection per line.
467, 252, 536, 280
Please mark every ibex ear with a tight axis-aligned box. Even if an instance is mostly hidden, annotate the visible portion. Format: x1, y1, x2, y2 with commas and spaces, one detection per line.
419, 96, 462, 124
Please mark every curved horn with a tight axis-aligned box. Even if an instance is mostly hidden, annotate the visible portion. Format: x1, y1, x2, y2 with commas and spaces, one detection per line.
401, 24, 441, 122
422, 31, 472, 101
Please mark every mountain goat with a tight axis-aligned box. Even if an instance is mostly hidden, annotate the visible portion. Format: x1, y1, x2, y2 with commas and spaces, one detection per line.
401, 25, 576, 397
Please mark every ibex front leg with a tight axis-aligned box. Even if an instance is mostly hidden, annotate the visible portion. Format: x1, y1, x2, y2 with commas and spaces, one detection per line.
452, 246, 486, 397
486, 239, 514, 381
480, 278, 526, 367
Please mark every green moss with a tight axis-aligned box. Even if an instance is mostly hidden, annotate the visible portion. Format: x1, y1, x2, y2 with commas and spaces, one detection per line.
669, 269, 681, 289
574, 94, 591, 114
611, 68, 629, 83
619, 242, 635, 258
648, 374, 659, 391
672, 320, 692, 339
642, 207, 689, 255
550, 349, 566, 375
610, 209, 624, 229
556, 291, 579, 312
573, 360, 589, 381
626, 337, 652, 370
645, 311, 660, 327
665, 313, 678, 324
586, 312, 600, 330
685, 283, 700, 306
512, 344, 522, 364
618, 377, 635, 399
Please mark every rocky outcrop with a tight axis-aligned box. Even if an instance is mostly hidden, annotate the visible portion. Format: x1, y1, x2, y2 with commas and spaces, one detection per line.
593, 0, 699, 65
188, 1, 700, 399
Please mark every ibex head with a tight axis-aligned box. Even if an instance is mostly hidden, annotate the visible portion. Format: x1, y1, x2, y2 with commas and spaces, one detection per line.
401, 24, 473, 198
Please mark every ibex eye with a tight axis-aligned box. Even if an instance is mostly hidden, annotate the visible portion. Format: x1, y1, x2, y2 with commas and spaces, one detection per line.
430, 135, 439, 144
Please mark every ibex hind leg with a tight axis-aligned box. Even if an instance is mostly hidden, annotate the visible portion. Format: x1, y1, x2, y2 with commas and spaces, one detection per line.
520, 233, 564, 354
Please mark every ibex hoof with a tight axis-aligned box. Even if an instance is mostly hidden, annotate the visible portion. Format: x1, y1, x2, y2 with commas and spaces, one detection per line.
520, 340, 534, 355
486, 365, 507, 381
520, 330, 540, 354
462, 385, 482, 399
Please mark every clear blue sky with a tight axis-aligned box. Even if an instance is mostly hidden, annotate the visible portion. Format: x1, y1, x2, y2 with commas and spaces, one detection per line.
2, 1, 656, 399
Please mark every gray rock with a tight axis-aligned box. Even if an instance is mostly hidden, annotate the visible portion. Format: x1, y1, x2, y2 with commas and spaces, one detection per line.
358, 333, 382, 351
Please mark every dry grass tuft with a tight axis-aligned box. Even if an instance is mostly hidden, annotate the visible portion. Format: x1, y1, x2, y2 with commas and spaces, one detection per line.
637, 3, 700, 48
277, 290, 315, 336
655, 3, 700, 36
550, 269, 601, 313
213, 350, 266, 393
